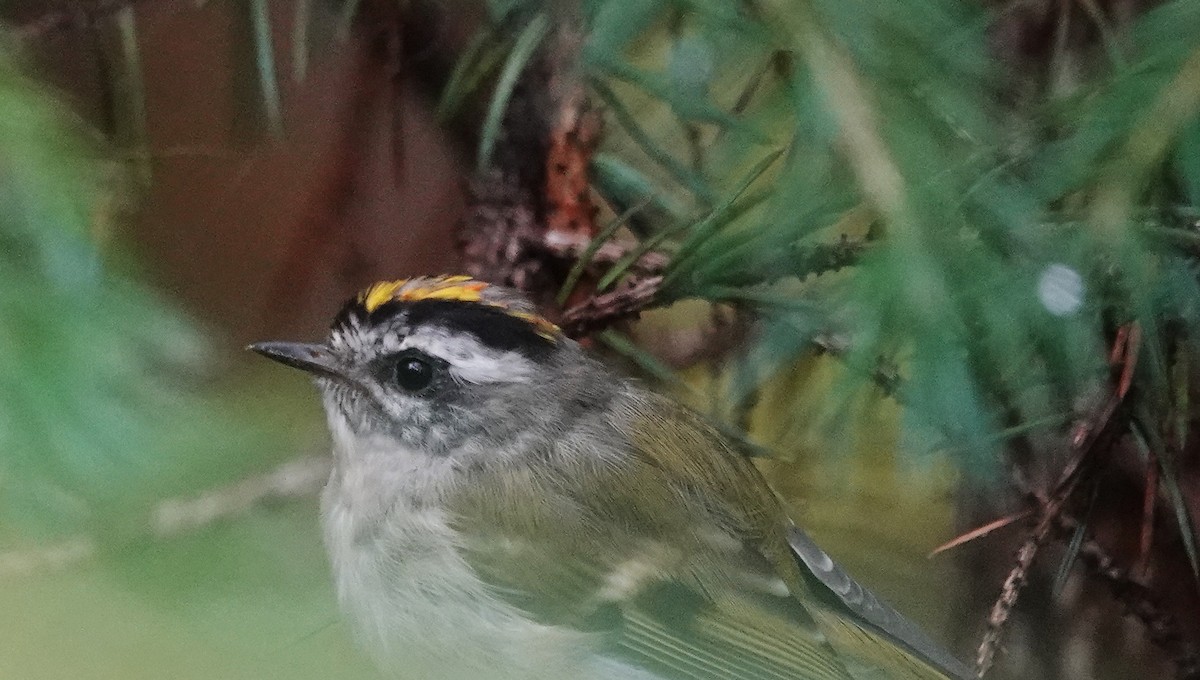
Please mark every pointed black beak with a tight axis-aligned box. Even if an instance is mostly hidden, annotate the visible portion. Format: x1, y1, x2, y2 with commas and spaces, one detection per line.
248, 341, 345, 380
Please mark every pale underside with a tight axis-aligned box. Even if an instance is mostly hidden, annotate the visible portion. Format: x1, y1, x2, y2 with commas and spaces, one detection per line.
318, 387, 968, 680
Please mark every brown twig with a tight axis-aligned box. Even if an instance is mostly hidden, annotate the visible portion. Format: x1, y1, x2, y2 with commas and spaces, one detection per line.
556, 234, 869, 338
976, 323, 1141, 677
977, 468, 1089, 676
459, 22, 601, 306
929, 510, 1032, 557
543, 71, 602, 257
1138, 443, 1160, 580
977, 519, 1048, 676
559, 275, 663, 337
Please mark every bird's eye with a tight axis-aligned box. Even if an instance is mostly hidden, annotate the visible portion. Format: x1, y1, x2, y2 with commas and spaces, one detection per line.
394, 356, 433, 391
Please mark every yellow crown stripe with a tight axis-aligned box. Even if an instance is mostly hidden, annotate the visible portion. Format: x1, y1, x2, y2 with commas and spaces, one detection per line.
355, 276, 561, 342
361, 280, 406, 312
359, 278, 486, 311
408, 283, 487, 303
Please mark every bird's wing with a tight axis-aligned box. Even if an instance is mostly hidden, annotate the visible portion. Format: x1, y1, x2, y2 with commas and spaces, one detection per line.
453, 493, 858, 680
615, 392, 971, 680
450, 389, 966, 680
787, 527, 975, 680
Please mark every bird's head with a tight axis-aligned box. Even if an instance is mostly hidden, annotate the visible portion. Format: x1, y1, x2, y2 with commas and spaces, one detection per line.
251, 276, 599, 465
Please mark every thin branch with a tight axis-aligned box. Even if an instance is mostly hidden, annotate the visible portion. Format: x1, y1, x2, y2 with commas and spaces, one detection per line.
560, 275, 663, 337
151, 454, 329, 535
0, 455, 330, 579
977, 323, 1140, 677
557, 234, 869, 337
1138, 443, 1160, 579
978, 520, 1049, 676
929, 510, 1032, 557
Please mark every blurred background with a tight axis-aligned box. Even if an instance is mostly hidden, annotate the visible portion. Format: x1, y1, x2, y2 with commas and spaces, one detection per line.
2, 1, 1198, 678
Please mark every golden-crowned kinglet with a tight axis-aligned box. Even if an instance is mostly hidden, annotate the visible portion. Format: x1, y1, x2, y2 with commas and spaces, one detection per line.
250, 275, 972, 680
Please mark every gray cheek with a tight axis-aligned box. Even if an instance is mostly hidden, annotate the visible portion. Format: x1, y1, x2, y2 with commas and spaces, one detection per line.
320, 383, 395, 442
352, 388, 466, 455
414, 403, 481, 454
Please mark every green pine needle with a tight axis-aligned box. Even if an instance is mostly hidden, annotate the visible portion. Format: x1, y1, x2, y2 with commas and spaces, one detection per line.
477, 12, 550, 172
250, 0, 284, 139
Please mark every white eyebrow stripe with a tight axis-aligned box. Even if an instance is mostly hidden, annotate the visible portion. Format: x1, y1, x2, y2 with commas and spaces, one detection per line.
398, 327, 535, 384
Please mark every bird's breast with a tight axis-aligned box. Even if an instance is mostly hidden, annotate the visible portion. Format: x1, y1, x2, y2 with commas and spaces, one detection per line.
320, 467, 659, 680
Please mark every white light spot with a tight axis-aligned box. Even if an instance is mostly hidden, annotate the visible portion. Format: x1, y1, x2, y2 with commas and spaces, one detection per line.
1038, 264, 1084, 316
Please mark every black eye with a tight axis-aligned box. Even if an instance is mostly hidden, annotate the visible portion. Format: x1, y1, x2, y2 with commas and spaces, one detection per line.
394, 356, 433, 391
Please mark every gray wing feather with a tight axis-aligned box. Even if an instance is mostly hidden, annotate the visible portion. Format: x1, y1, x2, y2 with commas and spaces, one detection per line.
787, 526, 975, 680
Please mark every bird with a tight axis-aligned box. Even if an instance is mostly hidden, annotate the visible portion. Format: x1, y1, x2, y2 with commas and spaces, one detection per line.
250, 274, 974, 680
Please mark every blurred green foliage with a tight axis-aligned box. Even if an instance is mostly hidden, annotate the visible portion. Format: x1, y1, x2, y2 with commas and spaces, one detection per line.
448, 15, 1200, 667
0, 31, 304, 537
0, 22, 369, 678
456, 0, 1200, 479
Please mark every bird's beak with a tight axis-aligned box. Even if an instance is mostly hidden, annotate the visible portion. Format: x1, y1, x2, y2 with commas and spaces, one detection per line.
247, 341, 346, 381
